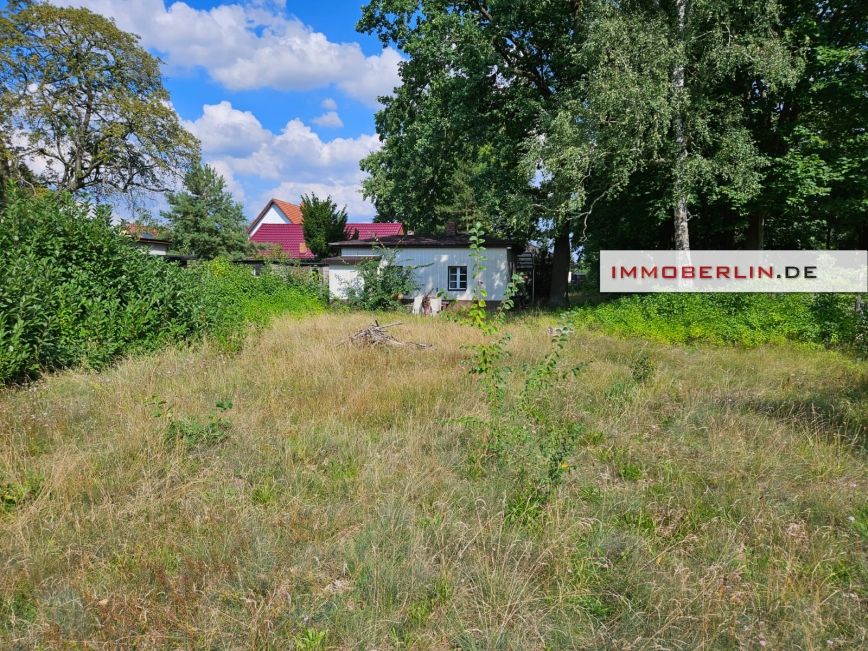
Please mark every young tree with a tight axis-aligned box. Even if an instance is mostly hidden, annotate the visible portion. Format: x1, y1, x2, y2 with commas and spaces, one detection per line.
0, 1, 198, 198
300, 194, 349, 259
162, 164, 250, 259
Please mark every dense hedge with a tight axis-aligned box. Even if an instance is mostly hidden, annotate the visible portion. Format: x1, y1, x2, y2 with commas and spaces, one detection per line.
0, 189, 323, 384
573, 293, 867, 353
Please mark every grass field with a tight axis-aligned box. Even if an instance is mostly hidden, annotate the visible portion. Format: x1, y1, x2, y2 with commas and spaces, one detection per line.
1, 312, 866, 649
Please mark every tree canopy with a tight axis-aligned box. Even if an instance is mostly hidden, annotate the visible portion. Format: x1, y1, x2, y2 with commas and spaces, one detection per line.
162, 164, 250, 260
0, 0, 198, 199
301, 194, 350, 259
358, 0, 866, 300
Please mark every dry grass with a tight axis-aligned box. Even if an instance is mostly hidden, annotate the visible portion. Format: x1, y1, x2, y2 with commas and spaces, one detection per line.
1, 312, 866, 649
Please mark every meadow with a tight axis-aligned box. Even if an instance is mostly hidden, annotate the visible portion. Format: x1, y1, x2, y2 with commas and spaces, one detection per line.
1, 311, 865, 649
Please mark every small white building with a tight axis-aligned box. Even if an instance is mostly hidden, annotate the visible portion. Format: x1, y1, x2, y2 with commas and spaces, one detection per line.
325, 231, 519, 304
133, 236, 172, 256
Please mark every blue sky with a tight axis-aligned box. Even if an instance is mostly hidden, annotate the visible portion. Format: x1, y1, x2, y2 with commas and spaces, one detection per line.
53, 1, 402, 221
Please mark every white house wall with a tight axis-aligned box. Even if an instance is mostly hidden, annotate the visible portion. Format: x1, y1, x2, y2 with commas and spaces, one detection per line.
329, 266, 361, 299
249, 205, 290, 236
337, 246, 512, 301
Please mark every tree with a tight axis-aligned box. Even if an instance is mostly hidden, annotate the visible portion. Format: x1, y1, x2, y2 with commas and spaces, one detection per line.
358, 1, 564, 302
162, 164, 250, 259
300, 194, 349, 259
743, 0, 867, 249
359, 1, 803, 302
0, 1, 198, 198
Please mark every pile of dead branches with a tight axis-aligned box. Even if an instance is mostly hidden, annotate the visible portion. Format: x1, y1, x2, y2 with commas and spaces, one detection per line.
342, 320, 432, 349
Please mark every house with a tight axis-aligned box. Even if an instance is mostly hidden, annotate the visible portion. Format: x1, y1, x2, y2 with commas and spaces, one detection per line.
247, 198, 404, 259
325, 223, 519, 304
121, 223, 172, 256
133, 235, 172, 256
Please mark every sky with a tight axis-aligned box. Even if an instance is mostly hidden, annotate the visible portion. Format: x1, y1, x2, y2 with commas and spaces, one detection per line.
50, 0, 403, 222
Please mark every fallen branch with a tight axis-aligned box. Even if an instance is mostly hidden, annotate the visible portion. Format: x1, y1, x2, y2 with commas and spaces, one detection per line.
341, 320, 432, 349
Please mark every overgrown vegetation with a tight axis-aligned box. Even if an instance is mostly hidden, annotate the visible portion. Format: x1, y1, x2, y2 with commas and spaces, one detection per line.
188, 258, 325, 351
0, 188, 323, 384
573, 293, 867, 353
0, 312, 864, 647
343, 247, 418, 310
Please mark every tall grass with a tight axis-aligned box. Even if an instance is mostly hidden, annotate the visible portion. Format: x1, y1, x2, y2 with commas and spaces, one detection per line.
1, 312, 865, 648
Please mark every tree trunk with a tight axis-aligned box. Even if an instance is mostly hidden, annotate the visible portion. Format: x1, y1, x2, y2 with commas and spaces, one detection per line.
672, 0, 690, 251
548, 226, 570, 307
746, 214, 764, 249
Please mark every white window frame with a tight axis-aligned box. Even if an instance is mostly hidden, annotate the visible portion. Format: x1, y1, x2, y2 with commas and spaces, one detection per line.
448, 265, 468, 291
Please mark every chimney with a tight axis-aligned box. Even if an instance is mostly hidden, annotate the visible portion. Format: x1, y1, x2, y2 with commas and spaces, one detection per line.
445, 221, 457, 236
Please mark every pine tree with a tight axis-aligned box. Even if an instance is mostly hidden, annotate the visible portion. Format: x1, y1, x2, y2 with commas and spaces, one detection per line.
162, 164, 250, 259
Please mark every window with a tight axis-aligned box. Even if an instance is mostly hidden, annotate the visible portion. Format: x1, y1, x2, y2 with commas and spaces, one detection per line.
448, 265, 468, 291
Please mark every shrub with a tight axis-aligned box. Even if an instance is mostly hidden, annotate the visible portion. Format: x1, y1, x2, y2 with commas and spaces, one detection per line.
0, 188, 204, 383
573, 293, 866, 353
0, 188, 325, 383
188, 259, 325, 350
344, 247, 418, 310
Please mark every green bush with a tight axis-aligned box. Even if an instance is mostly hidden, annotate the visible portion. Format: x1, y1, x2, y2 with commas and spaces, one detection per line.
573, 293, 866, 352
0, 189, 205, 382
188, 259, 324, 350
0, 188, 325, 383
344, 247, 418, 311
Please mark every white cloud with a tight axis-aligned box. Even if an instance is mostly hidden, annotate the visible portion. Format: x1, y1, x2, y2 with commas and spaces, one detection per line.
264, 180, 374, 218
59, 0, 401, 106
312, 111, 344, 128
190, 101, 380, 218
321, 97, 338, 110
183, 101, 271, 157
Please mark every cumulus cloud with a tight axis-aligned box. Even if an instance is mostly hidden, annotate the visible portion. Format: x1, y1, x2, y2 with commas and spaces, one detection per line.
321, 97, 338, 111
183, 101, 271, 158
58, 0, 401, 106
264, 180, 374, 218
312, 111, 344, 128
188, 101, 380, 218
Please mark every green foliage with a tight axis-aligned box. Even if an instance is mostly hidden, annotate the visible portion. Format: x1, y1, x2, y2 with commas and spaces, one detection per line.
360, 0, 865, 286
0, 472, 42, 513
0, 187, 324, 384
293, 628, 328, 650
0, 187, 204, 383
358, 1, 543, 240
164, 401, 233, 449
343, 247, 419, 311
465, 222, 523, 405
163, 164, 250, 259
187, 258, 325, 351
573, 294, 866, 353
0, 1, 198, 196
300, 193, 349, 259
464, 228, 576, 527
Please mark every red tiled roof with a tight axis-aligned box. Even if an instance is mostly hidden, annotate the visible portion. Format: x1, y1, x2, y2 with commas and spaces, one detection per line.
250, 224, 315, 259
272, 199, 303, 224
250, 222, 406, 259
247, 198, 303, 233
345, 222, 405, 239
